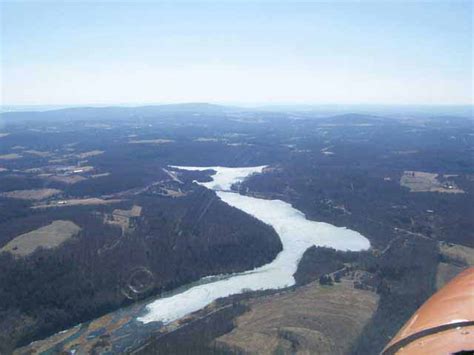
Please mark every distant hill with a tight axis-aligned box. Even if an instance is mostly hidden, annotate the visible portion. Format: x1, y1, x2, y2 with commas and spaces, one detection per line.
0, 103, 237, 123
256, 104, 474, 119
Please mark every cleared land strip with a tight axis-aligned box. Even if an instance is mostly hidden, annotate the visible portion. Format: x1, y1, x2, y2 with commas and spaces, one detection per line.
33, 198, 122, 209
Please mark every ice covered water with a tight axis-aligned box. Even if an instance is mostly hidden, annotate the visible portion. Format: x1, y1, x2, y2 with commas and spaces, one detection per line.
137, 166, 370, 324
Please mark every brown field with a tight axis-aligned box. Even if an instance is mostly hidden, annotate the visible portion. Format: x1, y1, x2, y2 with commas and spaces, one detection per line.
400, 170, 464, 193
1, 220, 81, 257
34, 198, 122, 209
1, 188, 62, 200
0, 153, 22, 160
214, 280, 379, 355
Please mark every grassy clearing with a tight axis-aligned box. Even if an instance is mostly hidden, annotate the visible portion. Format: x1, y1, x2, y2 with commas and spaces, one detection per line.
400, 171, 464, 193
215, 280, 379, 355
0, 153, 22, 160
1, 220, 81, 257
1, 188, 62, 200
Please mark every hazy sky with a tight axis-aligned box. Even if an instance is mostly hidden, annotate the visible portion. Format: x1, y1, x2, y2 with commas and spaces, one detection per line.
1, 1, 472, 106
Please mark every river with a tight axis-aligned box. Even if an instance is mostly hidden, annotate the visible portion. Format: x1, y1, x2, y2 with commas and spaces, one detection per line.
138, 166, 370, 324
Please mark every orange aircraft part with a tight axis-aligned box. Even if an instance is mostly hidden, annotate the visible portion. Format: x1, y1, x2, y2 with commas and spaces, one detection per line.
382, 267, 474, 355
393, 325, 474, 354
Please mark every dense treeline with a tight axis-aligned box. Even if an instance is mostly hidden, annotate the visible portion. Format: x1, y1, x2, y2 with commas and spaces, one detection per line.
0, 186, 281, 352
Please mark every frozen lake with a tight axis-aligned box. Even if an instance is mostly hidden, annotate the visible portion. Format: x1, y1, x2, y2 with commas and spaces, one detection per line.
138, 166, 370, 324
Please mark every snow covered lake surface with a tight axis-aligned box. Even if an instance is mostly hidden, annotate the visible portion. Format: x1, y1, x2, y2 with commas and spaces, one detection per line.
137, 166, 370, 324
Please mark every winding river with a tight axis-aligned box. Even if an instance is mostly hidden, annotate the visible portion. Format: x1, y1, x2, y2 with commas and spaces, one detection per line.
138, 166, 370, 324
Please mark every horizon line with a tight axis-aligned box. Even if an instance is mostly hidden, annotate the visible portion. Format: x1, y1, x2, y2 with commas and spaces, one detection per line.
2, 102, 473, 108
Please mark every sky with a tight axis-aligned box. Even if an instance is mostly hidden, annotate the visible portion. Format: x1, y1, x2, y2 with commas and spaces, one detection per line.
0, 0, 472, 106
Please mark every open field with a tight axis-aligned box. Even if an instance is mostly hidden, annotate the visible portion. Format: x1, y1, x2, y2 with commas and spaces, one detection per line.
0, 153, 22, 160
400, 171, 464, 193
33, 198, 122, 208
214, 280, 379, 355
1, 220, 81, 257
1, 188, 62, 200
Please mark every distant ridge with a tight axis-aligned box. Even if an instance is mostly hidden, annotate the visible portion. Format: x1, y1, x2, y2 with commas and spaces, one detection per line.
0, 103, 238, 123
1, 103, 471, 124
